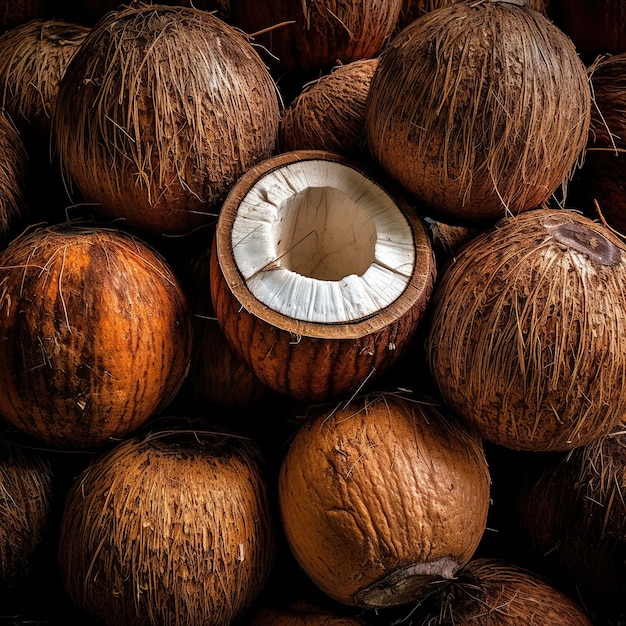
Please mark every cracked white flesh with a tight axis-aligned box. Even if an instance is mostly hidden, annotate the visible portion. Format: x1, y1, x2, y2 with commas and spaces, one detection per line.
231, 159, 416, 323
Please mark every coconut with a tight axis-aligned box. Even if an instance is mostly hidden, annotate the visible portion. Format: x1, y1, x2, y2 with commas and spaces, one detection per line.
210, 149, 436, 402
411, 558, 593, 625
53, 3, 280, 237
0, 20, 89, 143
426, 207, 626, 452
365, 0, 591, 225
516, 424, 626, 613
230, 0, 402, 74
278, 392, 490, 608
58, 424, 275, 626
279, 59, 379, 158
0, 439, 55, 584
0, 223, 192, 449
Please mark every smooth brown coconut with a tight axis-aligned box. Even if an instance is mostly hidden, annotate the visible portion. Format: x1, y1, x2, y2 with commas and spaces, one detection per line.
279, 59, 379, 158
516, 424, 626, 613
230, 0, 402, 74
59, 425, 275, 626
365, 1, 590, 225
54, 3, 280, 237
413, 558, 593, 625
278, 392, 490, 608
0, 440, 54, 584
0, 224, 192, 449
427, 208, 626, 452
210, 150, 436, 402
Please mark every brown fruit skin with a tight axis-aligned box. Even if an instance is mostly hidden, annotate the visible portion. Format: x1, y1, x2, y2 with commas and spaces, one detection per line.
278, 393, 490, 608
231, 0, 402, 74
0, 440, 54, 584
427, 208, 626, 452
0, 224, 192, 449
58, 428, 275, 626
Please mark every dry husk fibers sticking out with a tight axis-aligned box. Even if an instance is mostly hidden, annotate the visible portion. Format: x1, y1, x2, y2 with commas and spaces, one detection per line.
279, 58, 379, 157
278, 393, 490, 608
427, 208, 626, 452
0, 20, 89, 142
53, 3, 280, 237
59, 427, 275, 626
365, 0, 591, 224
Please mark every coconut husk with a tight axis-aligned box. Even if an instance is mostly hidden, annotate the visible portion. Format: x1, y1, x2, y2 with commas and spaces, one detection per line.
53, 3, 281, 237
279, 58, 379, 158
0, 20, 89, 143
366, 1, 591, 224
0, 110, 27, 243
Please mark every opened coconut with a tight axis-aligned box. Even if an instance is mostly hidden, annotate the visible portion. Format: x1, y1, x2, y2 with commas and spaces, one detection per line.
278, 392, 490, 608
58, 424, 275, 626
54, 3, 280, 236
230, 0, 402, 74
427, 208, 626, 452
0, 224, 192, 449
210, 150, 436, 402
365, 0, 590, 224
279, 59, 379, 158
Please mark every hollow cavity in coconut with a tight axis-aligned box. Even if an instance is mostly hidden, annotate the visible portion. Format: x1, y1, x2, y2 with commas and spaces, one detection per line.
210, 150, 436, 402
279, 58, 379, 158
230, 0, 402, 74
58, 425, 275, 626
0, 224, 192, 449
0, 20, 89, 143
517, 424, 626, 613
278, 393, 490, 609
427, 208, 626, 452
365, 1, 590, 224
54, 3, 280, 237
0, 440, 55, 584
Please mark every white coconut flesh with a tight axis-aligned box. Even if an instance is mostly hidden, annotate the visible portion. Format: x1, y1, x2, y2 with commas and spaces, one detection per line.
231, 159, 416, 324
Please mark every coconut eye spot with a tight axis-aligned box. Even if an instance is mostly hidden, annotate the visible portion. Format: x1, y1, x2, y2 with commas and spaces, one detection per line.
231, 159, 416, 324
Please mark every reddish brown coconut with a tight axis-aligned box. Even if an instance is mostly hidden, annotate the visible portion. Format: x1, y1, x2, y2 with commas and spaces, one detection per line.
278, 393, 490, 608
365, 1, 590, 224
210, 150, 436, 402
58, 425, 275, 626
0, 224, 192, 449
230, 0, 402, 74
427, 208, 626, 452
54, 3, 280, 236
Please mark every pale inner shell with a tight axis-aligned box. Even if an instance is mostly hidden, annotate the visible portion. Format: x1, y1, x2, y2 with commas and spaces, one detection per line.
231, 159, 415, 323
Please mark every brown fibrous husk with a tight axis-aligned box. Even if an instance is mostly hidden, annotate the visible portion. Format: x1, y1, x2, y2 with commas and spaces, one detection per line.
365, 1, 591, 224
58, 426, 275, 626
54, 3, 281, 236
427, 208, 626, 451
279, 58, 379, 157
0, 20, 89, 142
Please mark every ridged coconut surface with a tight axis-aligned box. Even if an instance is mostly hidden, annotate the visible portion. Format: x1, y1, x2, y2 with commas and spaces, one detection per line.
0, 224, 192, 449
427, 208, 626, 451
278, 393, 490, 608
59, 428, 275, 626
54, 3, 280, 236
365, 1, 590, 224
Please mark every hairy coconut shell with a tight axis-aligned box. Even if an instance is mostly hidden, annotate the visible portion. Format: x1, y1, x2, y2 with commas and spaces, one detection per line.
0, 440, 54, 584
54, 3, 280, 237
427, 208, 626, 452
59, 426, 275, 625
517, 425, 626, 612
414, 558, 592, 625
0, 224, 192, 449
365, 1, 590, 224
279, 59, 379, 157
231, 0, 402, 74
0, 20, 89, 142
278, 393, 490, 608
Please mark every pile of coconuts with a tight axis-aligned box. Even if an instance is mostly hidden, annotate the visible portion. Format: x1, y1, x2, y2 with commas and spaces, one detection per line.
0, 1, 625, 625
